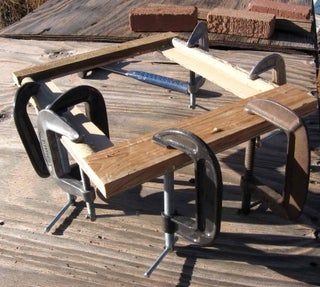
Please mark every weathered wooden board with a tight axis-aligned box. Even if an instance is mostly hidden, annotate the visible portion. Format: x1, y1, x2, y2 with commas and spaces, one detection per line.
0, 0, 315, 52
0, 38, 319, 286
86, 84, 317, 196
13, 33, 176, 85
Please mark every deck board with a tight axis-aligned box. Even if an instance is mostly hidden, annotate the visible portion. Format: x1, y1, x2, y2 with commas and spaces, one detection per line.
0, 38, 319, 286
0, 0, 316, 52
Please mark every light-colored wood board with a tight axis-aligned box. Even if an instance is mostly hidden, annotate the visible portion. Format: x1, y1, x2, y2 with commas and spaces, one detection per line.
0, 0, 315, 52
0, 38, 319, 287
163, 38, 277, 98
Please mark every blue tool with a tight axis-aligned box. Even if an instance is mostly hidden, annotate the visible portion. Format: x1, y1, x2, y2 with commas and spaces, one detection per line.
101, 67, 190, 94
77, 22, 208, 108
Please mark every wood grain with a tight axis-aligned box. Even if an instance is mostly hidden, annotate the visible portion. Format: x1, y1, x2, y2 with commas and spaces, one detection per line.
163, 38, 277, 98
0, 38, 319, 287
85, 84, 317, 197
13, 32, 176, 85
0, 0, 315, 52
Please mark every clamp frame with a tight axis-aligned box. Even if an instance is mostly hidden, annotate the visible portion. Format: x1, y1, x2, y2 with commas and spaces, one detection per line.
14, 81, 110, 232
240, 99, 310, 220
144, 128, 223, 277
186, 21, 209, 109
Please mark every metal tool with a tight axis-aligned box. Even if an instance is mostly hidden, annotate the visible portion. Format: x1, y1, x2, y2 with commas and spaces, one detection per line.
145, 128, 223, 277
249, 53, 286, 85
78, 22, 208, 109
36, 108, 96, 231
241, 99, 310, 219
14, 81, 50, 177
245, 52, 287, 169
186, 21, 209, 109
14, 83, 110, 232
80, 67, 190, 94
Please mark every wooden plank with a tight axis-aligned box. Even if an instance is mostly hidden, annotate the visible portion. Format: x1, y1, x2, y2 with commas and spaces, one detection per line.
85, 84, 317, 197
0, 0, 315, 53
12, 32, 176, 85
162, 38, 277, 98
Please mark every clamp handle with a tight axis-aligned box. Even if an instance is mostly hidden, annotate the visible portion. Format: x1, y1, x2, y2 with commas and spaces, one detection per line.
153, 128, 223, 245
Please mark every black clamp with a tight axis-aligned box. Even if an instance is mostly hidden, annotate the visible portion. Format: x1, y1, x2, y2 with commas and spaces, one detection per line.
249, 53, 286, 86
14, 81, 49, 177
14, 82, 109, 232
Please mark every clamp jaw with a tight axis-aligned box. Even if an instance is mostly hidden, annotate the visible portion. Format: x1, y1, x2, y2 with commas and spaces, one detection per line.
145, 128, 223, 277
249, 53, 286, 86
14, 83, 109, 232
240, 52, 308, 219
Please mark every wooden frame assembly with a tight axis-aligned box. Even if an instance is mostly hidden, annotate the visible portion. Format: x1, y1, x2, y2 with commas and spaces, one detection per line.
13, 33, 318, 198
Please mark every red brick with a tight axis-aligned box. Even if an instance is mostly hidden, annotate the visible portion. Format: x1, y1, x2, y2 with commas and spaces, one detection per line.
248, 0, 310, 20
207, 8, 275, 39
129, 5, 197, 32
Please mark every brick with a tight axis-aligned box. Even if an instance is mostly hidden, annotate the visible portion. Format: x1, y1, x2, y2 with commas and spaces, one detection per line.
207, 8, 275, 39
248, 0, 311, 20
129, 5, 197, 32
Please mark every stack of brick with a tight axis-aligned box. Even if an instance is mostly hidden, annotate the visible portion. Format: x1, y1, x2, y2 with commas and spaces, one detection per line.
248, 0, 311, 20
129, 1, 310, 39
206, 8, 276, 39
129, 5, 197, 32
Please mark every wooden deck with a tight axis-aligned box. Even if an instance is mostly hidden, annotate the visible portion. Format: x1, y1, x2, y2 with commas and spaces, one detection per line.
0, 38, 319, 286
0, 0, 316, 52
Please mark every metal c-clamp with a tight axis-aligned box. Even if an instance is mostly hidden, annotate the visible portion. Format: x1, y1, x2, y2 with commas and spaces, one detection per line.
186, 22, 209, 109
249, 53, 287, 86
144, 128, 223, 277
14, 83, 109, 232
241, 99, 310, 220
